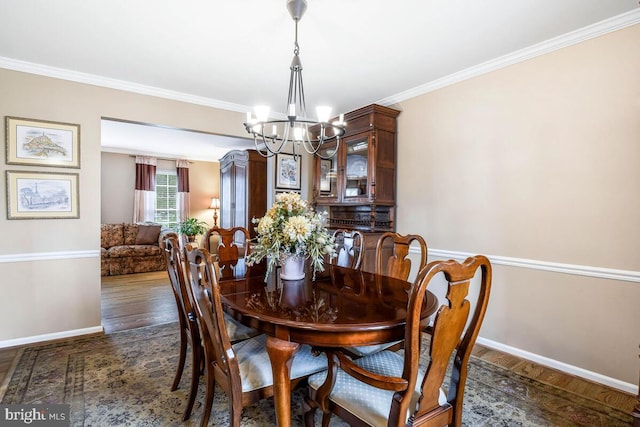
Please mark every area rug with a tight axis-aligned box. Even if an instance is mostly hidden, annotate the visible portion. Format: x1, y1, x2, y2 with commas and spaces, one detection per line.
1, 323, 633, 426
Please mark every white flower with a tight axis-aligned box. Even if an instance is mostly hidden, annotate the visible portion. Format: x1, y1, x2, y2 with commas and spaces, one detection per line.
246, 191, 334, 280
257, 216, 274, 235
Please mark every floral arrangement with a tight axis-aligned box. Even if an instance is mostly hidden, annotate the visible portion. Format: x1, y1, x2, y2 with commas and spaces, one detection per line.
246, 192, 336, 280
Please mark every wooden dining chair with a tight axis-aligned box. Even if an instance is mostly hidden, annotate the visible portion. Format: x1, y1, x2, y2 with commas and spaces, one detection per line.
203, 226, 251, 279
184, 246, 328, 427
343, 232, 428, 358
375, 232, 428, 282
162, 234, 202, 421
304, 255, 492, 427
330, 229, 364, 270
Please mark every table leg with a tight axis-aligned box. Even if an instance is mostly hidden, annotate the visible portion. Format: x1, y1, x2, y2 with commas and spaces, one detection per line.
266, 336, 300, 427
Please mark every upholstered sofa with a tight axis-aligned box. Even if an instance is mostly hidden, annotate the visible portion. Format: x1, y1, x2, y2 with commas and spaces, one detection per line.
101, 223, 166, 276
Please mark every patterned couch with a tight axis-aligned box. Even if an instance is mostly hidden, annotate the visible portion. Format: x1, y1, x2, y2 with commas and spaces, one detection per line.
101, 223, 166, 276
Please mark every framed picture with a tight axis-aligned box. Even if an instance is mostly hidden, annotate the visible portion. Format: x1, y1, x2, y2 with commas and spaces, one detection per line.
275, 153, 301, 190
6, 170, 79, 219
319, 159, 332, 192
5, 116, 81, 168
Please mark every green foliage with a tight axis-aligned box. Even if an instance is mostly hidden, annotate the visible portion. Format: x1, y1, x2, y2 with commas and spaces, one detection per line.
178, 217, 208, 236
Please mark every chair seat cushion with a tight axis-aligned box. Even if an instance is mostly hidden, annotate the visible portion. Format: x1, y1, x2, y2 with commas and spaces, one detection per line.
308, 350, 446, 427
345, 340, 403, 357
235, 334, 327, 393
224, 312, 260, 342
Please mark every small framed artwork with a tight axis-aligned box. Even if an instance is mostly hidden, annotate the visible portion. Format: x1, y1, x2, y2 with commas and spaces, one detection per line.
319, 159, 332, 192
6, 170, 79, 219
275, 153, 301, 190
5, 116, 81, 168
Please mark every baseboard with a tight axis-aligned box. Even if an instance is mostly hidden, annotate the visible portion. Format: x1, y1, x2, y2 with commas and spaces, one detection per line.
0, 326, 104, 349
476, 337, 637, 395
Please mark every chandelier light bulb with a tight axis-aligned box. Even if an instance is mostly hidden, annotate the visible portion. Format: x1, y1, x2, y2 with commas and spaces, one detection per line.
254, 106, 270, 122
316, 106, 331, 123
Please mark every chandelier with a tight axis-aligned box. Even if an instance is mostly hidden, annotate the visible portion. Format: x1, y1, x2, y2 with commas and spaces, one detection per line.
243, 0, 346, 159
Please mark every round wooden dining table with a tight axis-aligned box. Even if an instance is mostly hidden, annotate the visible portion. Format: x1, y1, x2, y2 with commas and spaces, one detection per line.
218, 264, 439, 427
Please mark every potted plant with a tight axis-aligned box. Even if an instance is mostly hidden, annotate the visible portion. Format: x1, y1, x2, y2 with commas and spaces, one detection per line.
178, 217, 209, 242
246, 192, 336, 280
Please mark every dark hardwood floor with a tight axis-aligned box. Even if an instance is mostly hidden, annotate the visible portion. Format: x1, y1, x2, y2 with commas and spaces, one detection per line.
0, 271, 636, 418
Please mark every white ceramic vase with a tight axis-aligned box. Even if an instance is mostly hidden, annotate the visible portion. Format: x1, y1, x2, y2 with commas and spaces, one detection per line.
280, 254, 305, 280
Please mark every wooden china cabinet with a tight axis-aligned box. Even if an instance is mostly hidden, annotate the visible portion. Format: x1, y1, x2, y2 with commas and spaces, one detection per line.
219, 149, 267, 241
312, 104, 400, 272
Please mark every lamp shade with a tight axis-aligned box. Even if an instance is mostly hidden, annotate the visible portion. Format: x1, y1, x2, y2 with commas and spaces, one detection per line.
209, 197, 220, 209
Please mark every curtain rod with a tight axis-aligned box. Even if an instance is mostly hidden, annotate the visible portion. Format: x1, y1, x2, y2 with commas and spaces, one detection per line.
128, 155, 194, 163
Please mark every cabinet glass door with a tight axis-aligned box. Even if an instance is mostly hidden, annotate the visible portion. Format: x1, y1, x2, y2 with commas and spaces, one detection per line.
344, 137, 370, 200
316, 141, 339, 200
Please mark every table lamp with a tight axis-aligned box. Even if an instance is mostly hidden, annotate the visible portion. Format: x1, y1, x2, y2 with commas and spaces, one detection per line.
209, 197, 220, 227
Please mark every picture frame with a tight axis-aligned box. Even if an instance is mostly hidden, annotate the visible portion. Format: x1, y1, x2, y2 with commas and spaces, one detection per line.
275, 153, 301, 190
5, 116, 81, 168
319, 159, 332, 192
6, 170, 79, 219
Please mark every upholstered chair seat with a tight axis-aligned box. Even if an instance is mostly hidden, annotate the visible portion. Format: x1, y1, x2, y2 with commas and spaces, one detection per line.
224, 313, 260, 342
235, 334, 327, 392
307, 350, 446, 427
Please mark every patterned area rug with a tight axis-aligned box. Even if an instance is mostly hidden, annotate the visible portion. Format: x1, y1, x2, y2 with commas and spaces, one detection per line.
1, 322, 633, 426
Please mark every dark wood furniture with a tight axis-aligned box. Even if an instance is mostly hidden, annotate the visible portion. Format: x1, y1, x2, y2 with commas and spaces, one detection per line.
219, 149, 267, 241
330, 229, 364, 270
162, 235, 202, 421
312, 104, 400, 273
304, 256, 492, 427
203, 226, 252, 279
376, 232, 428, 281
218, 264, 439, 427
185, 246, 327, 427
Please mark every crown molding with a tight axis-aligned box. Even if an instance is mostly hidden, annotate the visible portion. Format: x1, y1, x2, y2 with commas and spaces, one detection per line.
0, 56, 249, 113
377, 9, 640, 106
0, 10, 638, 114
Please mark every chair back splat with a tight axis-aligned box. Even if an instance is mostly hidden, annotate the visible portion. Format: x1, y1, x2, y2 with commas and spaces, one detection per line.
331, 229, 364, 270
375, 232, 427, 281
304, 255, 492, 427
203, 226, 251, 279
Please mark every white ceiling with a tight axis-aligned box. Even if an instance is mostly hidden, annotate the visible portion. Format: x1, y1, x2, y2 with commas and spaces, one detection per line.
1, 0, 639, 162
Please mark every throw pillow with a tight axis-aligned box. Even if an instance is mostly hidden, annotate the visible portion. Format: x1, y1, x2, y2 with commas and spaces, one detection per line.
135, 224, 162, 245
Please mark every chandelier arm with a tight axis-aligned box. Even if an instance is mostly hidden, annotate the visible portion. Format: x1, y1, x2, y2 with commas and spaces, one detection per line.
262, 131, 288, 156
314, 137, 341, 160
253, 135, 276, 158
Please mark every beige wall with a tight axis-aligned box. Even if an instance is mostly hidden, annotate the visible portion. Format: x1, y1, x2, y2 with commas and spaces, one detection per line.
0, 68, 245, 343
101, 153, 220, 227
1, 24, 637, 388
397, 25, 640, 385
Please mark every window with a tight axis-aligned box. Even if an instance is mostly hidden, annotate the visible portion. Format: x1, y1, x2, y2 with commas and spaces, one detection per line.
155, 171, 178, 229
